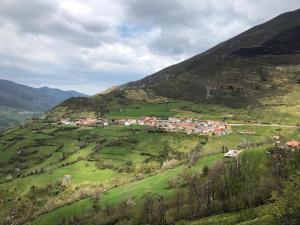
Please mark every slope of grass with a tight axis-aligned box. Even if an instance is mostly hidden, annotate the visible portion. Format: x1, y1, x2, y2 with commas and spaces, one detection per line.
3, 161, 125, 194
32, 199, 92, 225
1, 99, 298, 225
177, 204, 273, 225
202, 125, 296, 155
105, 101, 175, 119
31, 154, 224, 225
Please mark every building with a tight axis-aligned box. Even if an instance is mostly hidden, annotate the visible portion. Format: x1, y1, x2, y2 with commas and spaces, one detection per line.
224, 150, 239, 158
124, 119, 137, 126
286, 140, 300, 149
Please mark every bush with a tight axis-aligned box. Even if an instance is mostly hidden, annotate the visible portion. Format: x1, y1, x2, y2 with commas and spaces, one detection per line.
271, 172, 300, 225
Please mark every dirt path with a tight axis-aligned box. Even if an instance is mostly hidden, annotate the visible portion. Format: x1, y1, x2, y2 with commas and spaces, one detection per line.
229, 123, 298, 128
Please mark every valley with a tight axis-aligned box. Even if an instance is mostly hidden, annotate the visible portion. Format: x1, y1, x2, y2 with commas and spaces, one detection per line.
1, 7, 300, 225
1, 101, 299, 224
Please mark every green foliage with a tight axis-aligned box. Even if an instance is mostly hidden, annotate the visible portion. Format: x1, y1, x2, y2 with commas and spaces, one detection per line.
271, 172, 300, 225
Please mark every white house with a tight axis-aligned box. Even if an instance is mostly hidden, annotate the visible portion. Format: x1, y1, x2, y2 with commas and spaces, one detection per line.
224, 150, 238, 158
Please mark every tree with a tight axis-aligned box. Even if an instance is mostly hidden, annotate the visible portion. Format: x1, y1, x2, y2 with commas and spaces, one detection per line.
61, 152, 67, 160
156, 195, 167, 225
202, 165, 209, 176
271, 172, 300, 225
142, 195, 154, 225
92, 190, 101, 213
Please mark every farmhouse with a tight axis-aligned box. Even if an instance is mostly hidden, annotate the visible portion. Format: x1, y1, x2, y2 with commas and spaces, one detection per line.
224, 150, 239, 158
286, 140, 300, 149
124, 119, 138, 126
77, 118, 99, 126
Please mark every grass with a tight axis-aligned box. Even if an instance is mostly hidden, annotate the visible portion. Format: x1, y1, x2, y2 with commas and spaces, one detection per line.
1, 98, 299, 225
105, 101, 175, 119
177, 204, 273, 225
99, 154, 222, 206
0, 120, 206, 225
30, 154, 224, 225
3, 161, 125, 194
201, 125, 296, 155
32, 199, 92, 225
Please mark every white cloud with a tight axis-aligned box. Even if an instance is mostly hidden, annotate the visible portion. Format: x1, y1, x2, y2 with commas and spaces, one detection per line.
0, 0, 299, 94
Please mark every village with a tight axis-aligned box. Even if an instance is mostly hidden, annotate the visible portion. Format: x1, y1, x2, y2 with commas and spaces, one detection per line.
59, 116, 232, 136
58, 117, 300, 159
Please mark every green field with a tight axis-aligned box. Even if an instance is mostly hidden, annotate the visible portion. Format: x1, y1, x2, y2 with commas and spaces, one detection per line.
0, 101, 299, 225
32, 154, 224, 225
53, 97, 300, 125
177, 204, 273, 225
29, 124, 299, 224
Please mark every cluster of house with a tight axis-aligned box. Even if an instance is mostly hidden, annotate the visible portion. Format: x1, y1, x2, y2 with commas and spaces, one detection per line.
18, 111, 34, 115
59, 117, 231, 135
59, 118, 109, 127
118, 117, 231, 135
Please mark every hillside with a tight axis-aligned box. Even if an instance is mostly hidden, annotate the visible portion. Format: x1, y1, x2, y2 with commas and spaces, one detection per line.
55, 8, 300, 120
125, 8, 300, 106
0, 79, 87, 111
0, 79, 87, 131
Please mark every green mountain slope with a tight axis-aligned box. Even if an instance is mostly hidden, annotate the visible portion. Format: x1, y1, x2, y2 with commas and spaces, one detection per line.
124, 9, 300, 106
55, 8, 300, 119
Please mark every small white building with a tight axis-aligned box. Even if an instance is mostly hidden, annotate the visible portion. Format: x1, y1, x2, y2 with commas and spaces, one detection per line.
124, 119, 137, 126
224, 150, 238, 158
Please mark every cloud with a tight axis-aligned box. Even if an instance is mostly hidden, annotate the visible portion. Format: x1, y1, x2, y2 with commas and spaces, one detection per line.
0, 0, 299, 94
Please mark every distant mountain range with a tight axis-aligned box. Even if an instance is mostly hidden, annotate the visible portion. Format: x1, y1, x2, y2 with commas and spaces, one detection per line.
0, 79, 87, 112
0, 79, 87, 131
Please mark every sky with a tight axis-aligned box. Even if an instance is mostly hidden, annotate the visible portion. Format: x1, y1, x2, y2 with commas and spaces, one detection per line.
0, 0, 299, 95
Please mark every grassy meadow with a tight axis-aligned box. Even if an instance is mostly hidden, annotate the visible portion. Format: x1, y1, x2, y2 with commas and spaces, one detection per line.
0, 99, 299, 225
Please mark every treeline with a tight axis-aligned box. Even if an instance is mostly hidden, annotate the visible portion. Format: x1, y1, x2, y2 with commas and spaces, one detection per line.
59, 147, 300, 225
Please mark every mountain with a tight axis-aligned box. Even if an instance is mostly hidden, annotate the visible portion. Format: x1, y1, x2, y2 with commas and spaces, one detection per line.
0, 79, 87, 131
56, 8, 300, 117
0, 79, 87, 112
124, 8, 300, 105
